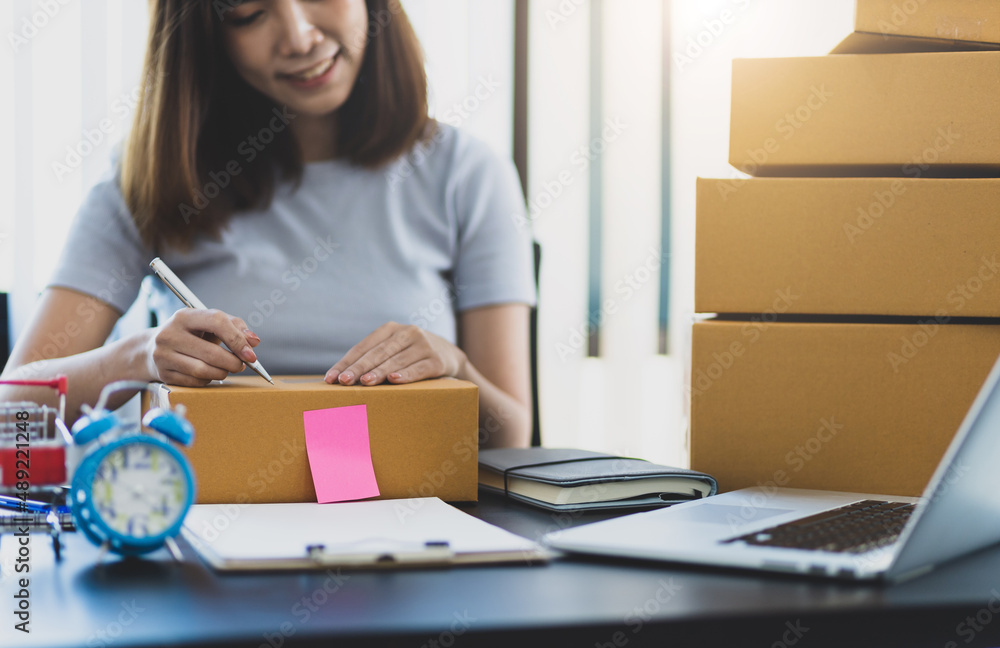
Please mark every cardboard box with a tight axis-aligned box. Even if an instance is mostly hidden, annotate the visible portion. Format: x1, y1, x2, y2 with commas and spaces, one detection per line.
830, 30, 1000, 54
695, 177, 1000, 317
852, 0, 1000, 45
143, 376, 479, 504
689, 320, 1000, 496
729, 52, 1000, 176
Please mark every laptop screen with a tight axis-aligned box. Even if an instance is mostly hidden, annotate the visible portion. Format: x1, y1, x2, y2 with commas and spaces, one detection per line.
889, 352, 1000, 580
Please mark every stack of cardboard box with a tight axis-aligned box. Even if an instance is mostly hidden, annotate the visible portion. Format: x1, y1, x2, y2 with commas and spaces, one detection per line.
691, 0, 1000, 496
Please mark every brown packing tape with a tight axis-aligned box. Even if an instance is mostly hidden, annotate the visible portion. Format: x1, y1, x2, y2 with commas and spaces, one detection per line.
142, 376, 479, 504
690, 320, 1000, 497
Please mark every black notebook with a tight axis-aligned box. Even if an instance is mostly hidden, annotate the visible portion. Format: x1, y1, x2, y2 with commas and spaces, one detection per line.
479, 448, 718, 512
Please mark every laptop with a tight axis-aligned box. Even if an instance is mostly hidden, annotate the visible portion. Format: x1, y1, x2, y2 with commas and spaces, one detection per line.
544, 354, 1000, 582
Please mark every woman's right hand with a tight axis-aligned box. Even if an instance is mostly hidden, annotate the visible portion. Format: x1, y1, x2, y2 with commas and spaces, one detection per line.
1, 288, 262, 421
145, 309, 261, 386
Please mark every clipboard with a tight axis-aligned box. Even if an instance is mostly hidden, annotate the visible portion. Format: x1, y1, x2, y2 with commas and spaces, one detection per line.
181, 497, 549, 571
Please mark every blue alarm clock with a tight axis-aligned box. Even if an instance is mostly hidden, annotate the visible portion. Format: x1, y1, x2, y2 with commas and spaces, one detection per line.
70, 381, 196, 556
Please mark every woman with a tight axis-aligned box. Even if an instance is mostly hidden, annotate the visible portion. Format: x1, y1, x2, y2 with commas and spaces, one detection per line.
0, 0, 535, 448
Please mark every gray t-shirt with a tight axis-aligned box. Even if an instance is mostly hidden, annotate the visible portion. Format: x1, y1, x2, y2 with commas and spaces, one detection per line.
49, 124, 536, 375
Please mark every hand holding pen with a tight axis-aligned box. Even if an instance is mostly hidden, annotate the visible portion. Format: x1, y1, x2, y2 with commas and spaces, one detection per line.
147, 258, 274, 385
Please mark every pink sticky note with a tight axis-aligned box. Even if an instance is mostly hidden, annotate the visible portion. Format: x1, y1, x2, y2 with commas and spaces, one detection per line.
302, 404, 380, 503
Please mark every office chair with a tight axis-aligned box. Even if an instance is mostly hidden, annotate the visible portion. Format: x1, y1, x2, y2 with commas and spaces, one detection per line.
530, 241, 541, 447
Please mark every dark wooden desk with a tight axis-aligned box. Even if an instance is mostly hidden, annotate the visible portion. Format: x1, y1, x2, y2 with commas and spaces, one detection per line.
6, 491, 1000, 647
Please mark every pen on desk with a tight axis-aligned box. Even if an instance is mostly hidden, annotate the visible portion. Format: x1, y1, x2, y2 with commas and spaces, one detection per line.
0, 493, 71, 515
149, 257, 274, 385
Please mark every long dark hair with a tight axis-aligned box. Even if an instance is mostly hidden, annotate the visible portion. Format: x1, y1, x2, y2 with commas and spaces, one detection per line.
120, 0, 430, 252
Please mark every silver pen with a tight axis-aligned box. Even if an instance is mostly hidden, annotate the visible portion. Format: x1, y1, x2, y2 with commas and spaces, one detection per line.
149, 257, 274, 384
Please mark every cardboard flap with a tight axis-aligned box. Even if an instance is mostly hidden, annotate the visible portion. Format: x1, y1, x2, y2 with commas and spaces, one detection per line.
831, 31, 1000, 54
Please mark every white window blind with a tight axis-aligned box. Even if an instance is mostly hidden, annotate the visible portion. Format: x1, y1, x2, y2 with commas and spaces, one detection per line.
5, 0, 149, 341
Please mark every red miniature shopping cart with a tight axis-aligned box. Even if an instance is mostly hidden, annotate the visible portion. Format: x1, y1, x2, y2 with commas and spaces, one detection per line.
0, 376, 74, 490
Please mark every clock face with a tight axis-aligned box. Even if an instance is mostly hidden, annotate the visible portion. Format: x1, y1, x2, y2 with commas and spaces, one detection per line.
89, 441, 190, 540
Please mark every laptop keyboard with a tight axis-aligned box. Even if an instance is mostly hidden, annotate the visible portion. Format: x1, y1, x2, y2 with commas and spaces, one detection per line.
723, 500, 916, 554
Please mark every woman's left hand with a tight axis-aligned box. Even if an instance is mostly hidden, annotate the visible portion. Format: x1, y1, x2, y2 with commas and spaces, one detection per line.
325, 322, 468, 386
